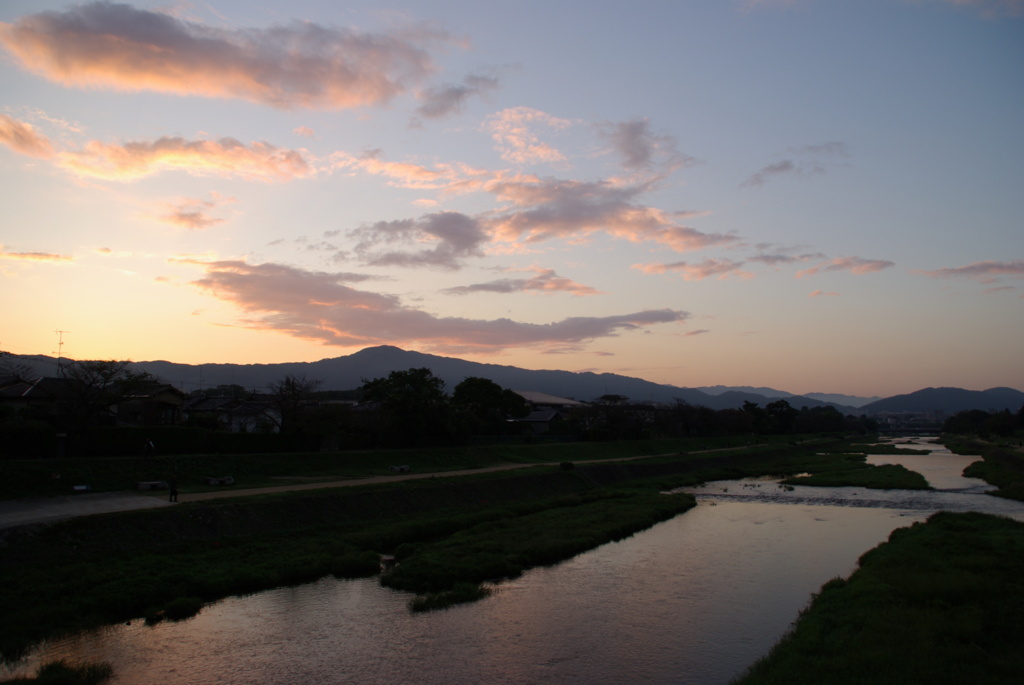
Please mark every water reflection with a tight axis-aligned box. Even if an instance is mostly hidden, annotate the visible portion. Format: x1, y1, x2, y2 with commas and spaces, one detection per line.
5, 440, 1023, 684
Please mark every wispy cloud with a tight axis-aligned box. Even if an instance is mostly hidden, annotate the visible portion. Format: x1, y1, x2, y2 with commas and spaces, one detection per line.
415, 72, 500, 121
442, 267, 602, 296
599, 118, 694, 172
156, 193, 236, 230
633, 258, 753, 281
809, 289, 839, 297
796, 256, 895, 278
334, 149, 489, 193
349, 211, 488, 270
0, 244, 72, 262
484, 107, 574, 165
918, 259, 1024, 282
747, 250, 827, 268
486, 177, 734, 252
58, 136, 313, 182
178, 258, 688, 352
0, 2, 448, 109
741, 141, 850, 188
0, 114, 55, 158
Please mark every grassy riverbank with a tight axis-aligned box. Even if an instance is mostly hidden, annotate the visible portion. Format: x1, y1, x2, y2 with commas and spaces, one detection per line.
0, 437, 918, 662
732, 511, 1024, 685
0, 660, 113, 684
943, 436, 1024, 502
0, 435, 781, 500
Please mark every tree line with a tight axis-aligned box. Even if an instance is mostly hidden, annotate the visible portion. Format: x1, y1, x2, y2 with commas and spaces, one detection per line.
1, 358, 881, 456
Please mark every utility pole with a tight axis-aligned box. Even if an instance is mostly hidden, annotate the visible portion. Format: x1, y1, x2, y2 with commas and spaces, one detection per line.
54, 329, 69, 375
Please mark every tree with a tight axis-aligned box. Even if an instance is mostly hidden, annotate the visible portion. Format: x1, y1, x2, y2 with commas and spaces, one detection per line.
269, 374, 323, 434
360, 368, 453, 446
60, 359, 158, 427
452, 377, 530, 436
765, 399, 799, 434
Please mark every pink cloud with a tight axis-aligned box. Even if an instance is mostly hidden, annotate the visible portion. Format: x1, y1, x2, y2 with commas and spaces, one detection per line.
157, 193, 236, 229
442, 266, 603, 296
336, 149, 488, 193
796, 256, 894, 278
0, 114, 55, 158
0, 244, 72, 262
809, 289, 839, 297
486, 177, 734, 252
634, 258, 753, 281
178, 258, 689, 352
0, 2, 446, 109
58, 136, 312, 182
918, 260, 1024, 283
484, 107, 573, 165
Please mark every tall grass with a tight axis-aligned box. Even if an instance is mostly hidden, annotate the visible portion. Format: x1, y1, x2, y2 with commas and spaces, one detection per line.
732, 512, 1024, 685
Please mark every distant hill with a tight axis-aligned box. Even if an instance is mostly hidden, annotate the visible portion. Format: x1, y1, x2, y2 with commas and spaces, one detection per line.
6, 347, 1018, 415
861, 387, 1024, 415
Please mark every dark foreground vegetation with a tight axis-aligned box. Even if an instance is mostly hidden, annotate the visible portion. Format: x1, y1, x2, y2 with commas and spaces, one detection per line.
732, 511, 1024, 685
1, 436, 904, 662
0, 660, 113, 685
943, 436, 1024, 502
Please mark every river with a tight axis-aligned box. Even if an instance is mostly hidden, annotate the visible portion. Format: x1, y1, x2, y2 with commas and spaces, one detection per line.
5, 439, 1024, 684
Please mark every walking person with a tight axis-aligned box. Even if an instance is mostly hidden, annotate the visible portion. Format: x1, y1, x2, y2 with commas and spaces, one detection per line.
168, 475, 178, 503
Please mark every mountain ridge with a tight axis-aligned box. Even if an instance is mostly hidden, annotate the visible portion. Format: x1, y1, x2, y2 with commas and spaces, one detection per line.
4, 347, 1021, 415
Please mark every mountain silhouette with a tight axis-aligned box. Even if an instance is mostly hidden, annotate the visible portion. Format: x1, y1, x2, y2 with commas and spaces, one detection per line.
6, 347, 1020, 414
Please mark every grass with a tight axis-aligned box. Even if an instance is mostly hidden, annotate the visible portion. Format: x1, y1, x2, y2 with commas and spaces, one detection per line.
0, 660, 113, 684
383, 488, 696, 598
945, 436, 1024, 502
780, 463, 930, 490
0, 435, 781, 500
731, 512, 1024, 685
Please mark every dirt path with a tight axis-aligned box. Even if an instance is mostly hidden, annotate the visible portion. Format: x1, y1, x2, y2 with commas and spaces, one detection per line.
0, 445, 763, 529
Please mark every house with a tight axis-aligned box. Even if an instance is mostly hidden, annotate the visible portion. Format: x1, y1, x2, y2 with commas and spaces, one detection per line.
183, 394, 281, 433
116, 383, 187, 426
512, 390, 586, 434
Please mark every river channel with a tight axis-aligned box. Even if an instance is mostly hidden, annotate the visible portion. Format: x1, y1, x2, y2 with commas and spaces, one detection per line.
5, 439, 1024, 684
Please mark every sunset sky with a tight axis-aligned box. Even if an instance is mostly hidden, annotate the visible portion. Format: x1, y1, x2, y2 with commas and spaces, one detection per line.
1, 0, 1021, 398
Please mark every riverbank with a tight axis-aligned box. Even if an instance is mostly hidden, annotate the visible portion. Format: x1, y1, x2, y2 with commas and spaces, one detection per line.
1, 438, 886, 661
732, 511, 1024, 685
944, 436, 1024, 501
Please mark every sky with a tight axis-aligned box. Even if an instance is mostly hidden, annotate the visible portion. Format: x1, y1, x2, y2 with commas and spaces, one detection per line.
0, 0, 1022, 398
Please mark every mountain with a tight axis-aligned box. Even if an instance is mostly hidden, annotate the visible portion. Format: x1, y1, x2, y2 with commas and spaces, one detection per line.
802, 392, 881, 408
6, 347, 1018, 415
117, 346, 850, 412
860, 387, 1024, 415
692, 386, 879, 408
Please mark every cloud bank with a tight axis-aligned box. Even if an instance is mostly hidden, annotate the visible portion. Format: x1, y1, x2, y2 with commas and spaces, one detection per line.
0, 2, 447, 109
182, 258, 688, 352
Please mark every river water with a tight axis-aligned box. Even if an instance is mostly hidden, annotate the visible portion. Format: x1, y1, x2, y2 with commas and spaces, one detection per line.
6, 439, 1024, 684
